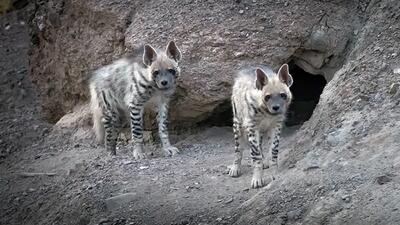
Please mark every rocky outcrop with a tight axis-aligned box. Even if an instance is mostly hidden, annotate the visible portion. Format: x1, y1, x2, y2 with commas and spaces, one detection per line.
29, 0, 359, 127
230, 0, 400, 224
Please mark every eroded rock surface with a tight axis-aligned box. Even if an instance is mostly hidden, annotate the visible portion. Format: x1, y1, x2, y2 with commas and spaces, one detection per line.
230, 1, 400, 224
29, 0, 359, 127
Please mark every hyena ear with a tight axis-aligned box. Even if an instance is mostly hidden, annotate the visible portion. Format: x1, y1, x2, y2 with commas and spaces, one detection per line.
143, 44, 158, 66
278, 64, 293, 87
166, 40, 182, 62
255, 68, 268, 90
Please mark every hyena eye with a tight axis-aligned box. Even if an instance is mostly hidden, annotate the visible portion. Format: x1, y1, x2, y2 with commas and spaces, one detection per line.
280, 93, 287, 99
168, 69, 176, 76
152, 70, 160, 77
264, 95, 271, 101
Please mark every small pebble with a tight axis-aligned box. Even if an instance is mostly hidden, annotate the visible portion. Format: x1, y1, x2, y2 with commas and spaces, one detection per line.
123, 160, 133, 165
225, 197, 234, 204
234, 52, 245, 57
342, 195, 351, 203
389, 83, 399, 95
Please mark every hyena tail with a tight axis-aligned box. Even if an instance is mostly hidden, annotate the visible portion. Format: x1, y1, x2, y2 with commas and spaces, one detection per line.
90, 86, 105, 144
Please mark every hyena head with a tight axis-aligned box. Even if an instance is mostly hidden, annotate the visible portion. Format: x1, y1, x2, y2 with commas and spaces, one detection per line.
143, 41, 182, 91
255, 64, 293, 115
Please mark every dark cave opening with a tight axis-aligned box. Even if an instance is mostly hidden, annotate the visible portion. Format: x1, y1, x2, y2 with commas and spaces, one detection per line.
285, 61, 327, 126
201, 62, 327, 128
198, 100, 233, 127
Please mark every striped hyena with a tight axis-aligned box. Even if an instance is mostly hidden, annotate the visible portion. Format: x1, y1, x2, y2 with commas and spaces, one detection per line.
229, 64, 293, 188
89, 41, 182, 159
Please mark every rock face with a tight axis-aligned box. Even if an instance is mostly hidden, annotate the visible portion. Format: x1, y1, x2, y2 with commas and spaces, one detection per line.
29, 0, 358, 127
230, 0, 400, 224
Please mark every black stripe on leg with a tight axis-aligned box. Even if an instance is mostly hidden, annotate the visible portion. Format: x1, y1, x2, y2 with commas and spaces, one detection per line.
131, 130, 143, 137
250, 142, 262, 159
131, 120, 141, 127
233, 119, 241, 151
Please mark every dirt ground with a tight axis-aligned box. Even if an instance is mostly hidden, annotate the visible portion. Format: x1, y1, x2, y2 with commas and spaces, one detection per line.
0, 10, 299, 225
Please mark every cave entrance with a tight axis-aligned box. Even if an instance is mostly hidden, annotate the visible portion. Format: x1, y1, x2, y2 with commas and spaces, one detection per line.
285, 61, 327, 126
198, 100, 233, 127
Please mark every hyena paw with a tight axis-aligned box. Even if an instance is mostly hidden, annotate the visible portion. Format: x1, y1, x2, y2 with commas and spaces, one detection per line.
270, 163, 278, 178
164, 146, 180, 156
251, 176, 264, 189
133, 149, 146, 160
228, 164, 241, 177
263, 160, 269, 169
251, 167, 264, 188
106, 147, 116, 156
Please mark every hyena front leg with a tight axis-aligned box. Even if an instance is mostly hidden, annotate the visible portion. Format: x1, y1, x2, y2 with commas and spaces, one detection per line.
157, 99, 179, 156
229, 117, 242, 177
129, 102, 146, 160
246, 123, 264, 188
258, 132, 269, 169
269, 124, 283, 179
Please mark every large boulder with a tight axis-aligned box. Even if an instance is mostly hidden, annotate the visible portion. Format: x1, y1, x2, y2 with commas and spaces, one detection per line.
29, 0, 357, 127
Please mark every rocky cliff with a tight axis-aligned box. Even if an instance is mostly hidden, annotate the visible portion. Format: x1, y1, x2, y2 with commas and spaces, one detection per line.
29, 0, 359, 127
231, 0, 400, 224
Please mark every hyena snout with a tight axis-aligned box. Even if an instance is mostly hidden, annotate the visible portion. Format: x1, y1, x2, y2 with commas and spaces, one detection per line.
161, 80, 168, 86
157, 79, 172, 90
272, 105, 280, 112
268, 104, 285, 114
265, 94, 289, 115
156, 74, 176, 90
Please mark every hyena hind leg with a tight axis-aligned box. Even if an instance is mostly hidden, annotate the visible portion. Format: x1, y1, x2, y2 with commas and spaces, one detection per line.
102, 110, 121, 155
229, 119, 243, 177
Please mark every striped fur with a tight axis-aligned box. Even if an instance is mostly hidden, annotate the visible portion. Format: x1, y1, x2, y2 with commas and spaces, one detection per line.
89, 41, 182, 159
229, 64, 293, 188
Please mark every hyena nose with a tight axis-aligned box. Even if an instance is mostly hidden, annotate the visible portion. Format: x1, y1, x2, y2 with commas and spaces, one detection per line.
161, 80, 168, 86
272, 106, 280, 111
